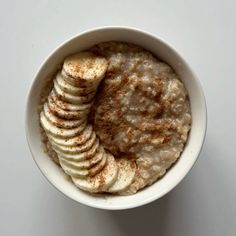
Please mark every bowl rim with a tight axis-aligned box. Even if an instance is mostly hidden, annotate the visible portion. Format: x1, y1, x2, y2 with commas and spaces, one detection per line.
25, 26, 207, 210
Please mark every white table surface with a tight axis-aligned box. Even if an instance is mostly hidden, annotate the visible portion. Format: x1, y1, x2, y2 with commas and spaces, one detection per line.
1, 0, 235, 235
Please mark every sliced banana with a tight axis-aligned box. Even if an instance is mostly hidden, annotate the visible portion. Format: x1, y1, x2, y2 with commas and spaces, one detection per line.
57, 139, 99, 161
47, 125, 93, 147
59, 151, 107, 178
107, 158, 136, 193
51, 132, 96, 154
54, 79, 95, 104
48, 93, 90, 120
56, 72, 95, 95
50, 90, 92, 111
40, 112, 86, 138
71, 153, 118, 193
43, 103, 85, 128
61, 69, 99, 91
60, 146, 104, 169
63, 52, 108, 86
40, 51, 141, 195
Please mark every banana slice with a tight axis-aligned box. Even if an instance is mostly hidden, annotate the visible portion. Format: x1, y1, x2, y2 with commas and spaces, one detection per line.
57, 139, 99, 161
60, 146, 104, 169
51, 132, 96, 154
47, 125, 93, 147
54, 79, 95, 104
50, 89, 93, 111
61, 69, 99, 90
56, 72, 95, 95
71, 153, 118, 193
43, 103, 85, 129
59, 151, 107, 178
50, 90, 92, 111
48, 92, 90, 120
108, 158, 136, 193
63, 52, 108, 86
40, 112, 86, 138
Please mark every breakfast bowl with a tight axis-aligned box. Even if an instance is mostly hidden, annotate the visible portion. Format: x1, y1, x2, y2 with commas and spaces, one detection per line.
25, 26, 207, 210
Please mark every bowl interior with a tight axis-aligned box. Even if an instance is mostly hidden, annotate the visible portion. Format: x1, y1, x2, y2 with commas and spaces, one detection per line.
26, 27, 206, 210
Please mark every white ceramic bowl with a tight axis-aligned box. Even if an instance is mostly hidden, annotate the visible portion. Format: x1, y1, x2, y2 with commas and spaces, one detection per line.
25, 26, 207, 210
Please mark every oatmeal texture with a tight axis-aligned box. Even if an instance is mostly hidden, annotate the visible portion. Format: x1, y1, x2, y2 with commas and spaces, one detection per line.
89, 42, 191, 194
39, 42, 191, 195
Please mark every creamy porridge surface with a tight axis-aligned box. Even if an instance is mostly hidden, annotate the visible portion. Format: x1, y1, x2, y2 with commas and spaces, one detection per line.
39, 42, 191, 195
89, 42, 191, 194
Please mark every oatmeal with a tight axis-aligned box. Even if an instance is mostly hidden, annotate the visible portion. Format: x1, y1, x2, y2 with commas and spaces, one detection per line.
39, 42, 191, 195
90, 42, 191, 194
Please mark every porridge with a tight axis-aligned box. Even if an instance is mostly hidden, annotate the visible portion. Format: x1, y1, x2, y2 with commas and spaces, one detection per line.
39, 42, 191, 195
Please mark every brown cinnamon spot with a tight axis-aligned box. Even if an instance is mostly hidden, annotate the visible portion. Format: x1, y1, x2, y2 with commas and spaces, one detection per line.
141, 110, 149, 116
